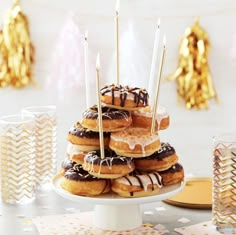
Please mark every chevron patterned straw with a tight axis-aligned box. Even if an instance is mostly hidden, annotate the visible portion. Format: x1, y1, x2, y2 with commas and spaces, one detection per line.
0, 114, 36, 204
22, 106, 57, 188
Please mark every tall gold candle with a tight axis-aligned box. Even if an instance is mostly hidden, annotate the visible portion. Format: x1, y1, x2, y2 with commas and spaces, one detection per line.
96, 53, 105, 159
151, 36, 166, 134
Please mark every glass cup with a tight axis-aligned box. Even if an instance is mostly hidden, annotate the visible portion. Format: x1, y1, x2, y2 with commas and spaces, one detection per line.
213, 133, 236, 233
0, 114, 36, 204
22, 106, 57, 189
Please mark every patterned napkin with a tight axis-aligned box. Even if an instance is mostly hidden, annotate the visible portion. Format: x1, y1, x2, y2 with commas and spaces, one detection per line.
32, 211, 168, 235
175, 221, 225, 235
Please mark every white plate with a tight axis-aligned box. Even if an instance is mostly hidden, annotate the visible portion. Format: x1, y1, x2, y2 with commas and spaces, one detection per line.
52, 174, 185, 205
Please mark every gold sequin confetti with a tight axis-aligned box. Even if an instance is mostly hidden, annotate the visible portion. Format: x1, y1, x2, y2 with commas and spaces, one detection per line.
168, 19, 218, 110
143, 223, 154, 227
0, 0, 35, 88
22, 220, 32, 225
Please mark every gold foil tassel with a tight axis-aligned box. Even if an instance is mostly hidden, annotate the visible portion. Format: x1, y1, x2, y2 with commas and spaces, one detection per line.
168, 19, 218, 109
0, 0, 35, 88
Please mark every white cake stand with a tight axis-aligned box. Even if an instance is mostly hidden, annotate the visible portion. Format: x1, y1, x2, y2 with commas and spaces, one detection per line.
52, 174, 185, 231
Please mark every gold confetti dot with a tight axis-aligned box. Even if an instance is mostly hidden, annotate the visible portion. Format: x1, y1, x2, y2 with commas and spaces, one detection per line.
143, 223, 154, 227
22, 220, 32, 225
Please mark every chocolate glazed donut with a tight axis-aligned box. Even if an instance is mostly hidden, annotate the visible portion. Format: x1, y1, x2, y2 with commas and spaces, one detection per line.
159, 163, 184, 186
81, 105, 132, 132
83, 149, 135, 179
61, 164, 111, 196
64, 164, 98, 181
68, 121, 110, 139
67, 121, 110, 151
83, 105, 130, 120
134, 143, 179, 171
100, 84, 149, 109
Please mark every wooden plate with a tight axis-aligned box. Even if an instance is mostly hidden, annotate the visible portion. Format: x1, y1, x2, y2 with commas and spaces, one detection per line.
163, 177, 212, 209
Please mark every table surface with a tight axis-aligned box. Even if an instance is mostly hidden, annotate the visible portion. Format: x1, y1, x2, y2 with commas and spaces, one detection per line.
0, 187, 212, 235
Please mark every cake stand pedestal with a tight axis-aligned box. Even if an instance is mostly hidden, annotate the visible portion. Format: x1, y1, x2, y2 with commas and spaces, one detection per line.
94, 204, 141, 230
52, 175, 185, 231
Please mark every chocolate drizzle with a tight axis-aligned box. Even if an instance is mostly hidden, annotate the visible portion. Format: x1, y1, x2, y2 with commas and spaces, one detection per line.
68, 121, 110, 138
82, 105, 130, 120
100, 84, 149, 107
147, 174, 154, 190
64, 164, 98, 181
121, 170, 162, 196
160, 163, 183, 174
143, 143, 176, 161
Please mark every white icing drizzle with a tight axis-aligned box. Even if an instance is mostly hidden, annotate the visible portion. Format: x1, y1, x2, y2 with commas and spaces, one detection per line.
117, 172, 163, 192
110, 127, 159, 153
132, 106, 168, 129
83, 151, 133, 174
67, 143, 84, 158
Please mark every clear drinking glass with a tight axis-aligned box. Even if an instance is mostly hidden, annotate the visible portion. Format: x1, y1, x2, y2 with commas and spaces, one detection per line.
22, 106, 57, 188
0, 114, 36, 204
213, 133, 236, 234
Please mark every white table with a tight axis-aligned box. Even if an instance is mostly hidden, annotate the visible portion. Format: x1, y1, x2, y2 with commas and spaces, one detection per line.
0, 188, 211, 235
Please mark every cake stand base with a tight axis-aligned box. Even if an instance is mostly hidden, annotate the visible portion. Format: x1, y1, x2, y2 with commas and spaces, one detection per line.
94, 204, 142, 231
52, 174, 185, 231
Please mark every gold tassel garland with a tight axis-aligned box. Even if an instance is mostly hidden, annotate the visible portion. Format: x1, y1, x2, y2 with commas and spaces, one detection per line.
168, 19, 218, 109
0, 0, 35, 88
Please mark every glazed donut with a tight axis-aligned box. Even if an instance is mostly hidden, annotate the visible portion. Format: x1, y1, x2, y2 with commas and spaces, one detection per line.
100, 84, 149, 110
81, 105, 132, 132
61, 164, 111, 196
109, 127, 161, 158
159, 163, 184, 186
67, 121, 110, 151
134, 143, 178, 171
60, 158, 76, 175
66, 143, 87, 164
83, 149, 135, 179
111, 170, 162, 198
131, 106, 169, 130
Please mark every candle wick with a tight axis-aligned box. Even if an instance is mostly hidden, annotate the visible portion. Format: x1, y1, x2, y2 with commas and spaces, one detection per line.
85, 30, 88, 41
157, 18, 161, 28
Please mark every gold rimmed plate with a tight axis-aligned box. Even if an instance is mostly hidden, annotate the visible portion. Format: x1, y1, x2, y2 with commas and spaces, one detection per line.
163, 177, 212, 209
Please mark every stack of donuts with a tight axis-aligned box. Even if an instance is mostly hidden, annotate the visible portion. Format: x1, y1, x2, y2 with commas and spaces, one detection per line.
59, 84, 184, 198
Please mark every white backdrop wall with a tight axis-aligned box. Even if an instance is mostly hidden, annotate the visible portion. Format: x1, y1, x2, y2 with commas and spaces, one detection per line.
0, 0, 236, 176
